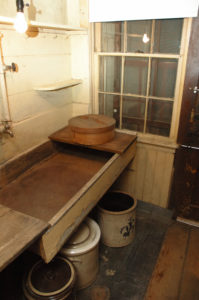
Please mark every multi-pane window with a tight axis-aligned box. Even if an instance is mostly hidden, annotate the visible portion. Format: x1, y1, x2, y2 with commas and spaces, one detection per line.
94, 19, 184, 137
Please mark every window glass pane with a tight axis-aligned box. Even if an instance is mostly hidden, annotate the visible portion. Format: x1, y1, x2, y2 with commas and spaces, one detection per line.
101, 22, 124, 52
122, 96, 146, 132
150, 58, 178, 98
146, 99, 173, 136
99, 93, 120, 127
127, 20, 152, 53
153, 19, 183, 54
99, 56, 121, 93
124, 57, 148, 95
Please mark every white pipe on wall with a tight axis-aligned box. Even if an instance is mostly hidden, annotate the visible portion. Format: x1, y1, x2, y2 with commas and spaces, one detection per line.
0, 33, 13, 137
0, 63, 11, 122
0, 33, 11, 122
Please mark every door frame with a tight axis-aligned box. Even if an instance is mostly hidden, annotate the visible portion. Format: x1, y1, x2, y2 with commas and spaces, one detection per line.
177, 13, 199, 144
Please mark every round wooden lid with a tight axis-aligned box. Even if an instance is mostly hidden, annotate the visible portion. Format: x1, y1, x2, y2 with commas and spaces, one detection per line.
68, 114, 116, 134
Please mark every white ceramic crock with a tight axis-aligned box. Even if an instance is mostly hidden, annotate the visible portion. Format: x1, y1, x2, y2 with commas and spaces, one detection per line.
60, 217, 101, 290
23, 256, 76, 300
97, 191, 137, 247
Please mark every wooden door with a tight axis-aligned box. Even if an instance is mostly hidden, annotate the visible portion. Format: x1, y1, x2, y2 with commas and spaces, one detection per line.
170, 14, 199, 221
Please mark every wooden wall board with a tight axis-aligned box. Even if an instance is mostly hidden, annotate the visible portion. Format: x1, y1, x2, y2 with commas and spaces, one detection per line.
49, 126, 137, 154
0, 204, 48, 272
145, 223, 189, 300
179, 228, 199, 300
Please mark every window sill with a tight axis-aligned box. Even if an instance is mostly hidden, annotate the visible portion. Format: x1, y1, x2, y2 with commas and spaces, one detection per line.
115, 129, 178, 150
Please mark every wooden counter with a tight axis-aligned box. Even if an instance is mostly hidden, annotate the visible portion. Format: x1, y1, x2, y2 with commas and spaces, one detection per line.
0, 131, 136, 269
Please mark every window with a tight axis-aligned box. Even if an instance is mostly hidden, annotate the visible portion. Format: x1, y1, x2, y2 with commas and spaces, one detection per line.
93, 19, 185, 138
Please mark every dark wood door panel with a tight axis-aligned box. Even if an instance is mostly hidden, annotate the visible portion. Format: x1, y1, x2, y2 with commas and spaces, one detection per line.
171, 13, 199, 220
178, 15, 199, 145
172, 147, 199, 221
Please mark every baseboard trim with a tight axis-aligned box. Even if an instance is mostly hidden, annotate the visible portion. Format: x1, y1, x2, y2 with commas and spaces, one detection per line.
177, 216, 199, 228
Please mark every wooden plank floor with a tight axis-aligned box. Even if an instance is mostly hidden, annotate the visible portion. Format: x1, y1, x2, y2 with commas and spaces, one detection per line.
145, 222, 199, 300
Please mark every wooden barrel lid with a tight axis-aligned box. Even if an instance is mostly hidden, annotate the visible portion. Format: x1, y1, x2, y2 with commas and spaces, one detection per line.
68, 114, 116, 134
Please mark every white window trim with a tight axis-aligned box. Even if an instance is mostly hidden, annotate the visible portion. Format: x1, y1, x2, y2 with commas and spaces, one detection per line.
90, 18, 192, 146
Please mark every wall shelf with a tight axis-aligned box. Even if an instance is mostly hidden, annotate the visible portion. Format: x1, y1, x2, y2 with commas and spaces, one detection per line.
0, 16, 87, 32
29, 21, 87, 32
34, 79, 83, 91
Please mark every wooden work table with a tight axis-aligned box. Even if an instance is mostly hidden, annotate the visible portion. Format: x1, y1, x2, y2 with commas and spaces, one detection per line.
0, 129, 136, 271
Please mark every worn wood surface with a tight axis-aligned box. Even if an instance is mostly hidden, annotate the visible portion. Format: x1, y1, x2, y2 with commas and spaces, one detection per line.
0, 204, 48, 272
0, 141, 55, 190
33, 141, 136, 262
179, 228, 199, 300
0, 135, 136, 265
49, 127, 136, 154
0, 146, 110, 222
145, 223, 189, 300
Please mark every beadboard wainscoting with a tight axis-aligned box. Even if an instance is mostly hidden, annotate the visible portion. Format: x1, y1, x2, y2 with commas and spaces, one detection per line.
115, 141, 176, 208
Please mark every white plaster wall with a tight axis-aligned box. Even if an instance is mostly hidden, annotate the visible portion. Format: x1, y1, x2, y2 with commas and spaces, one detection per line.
0, 0, 90, 165
0, 27, 73, 164
0, 0, 66, 24
70, 33, 90, 116
0, 0, 89, 27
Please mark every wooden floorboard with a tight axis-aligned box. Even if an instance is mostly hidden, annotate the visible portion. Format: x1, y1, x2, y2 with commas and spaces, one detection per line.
145, 223, 189, 300
179, 228, 199, 300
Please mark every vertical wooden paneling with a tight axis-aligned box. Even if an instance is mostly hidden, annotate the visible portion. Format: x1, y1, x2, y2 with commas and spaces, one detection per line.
113, 169, 135, 196
142, 147, 158, 203
151, 150, 166, 205
116, 142, 175, 208
159, 152, 174, 207
134, 145, 148, 200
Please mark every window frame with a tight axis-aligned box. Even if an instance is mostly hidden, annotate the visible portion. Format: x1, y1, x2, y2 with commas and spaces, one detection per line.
91, 18, 192, 144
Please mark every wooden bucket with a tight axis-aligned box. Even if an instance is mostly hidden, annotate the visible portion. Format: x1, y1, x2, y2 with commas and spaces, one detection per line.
68, 114, 115, 145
